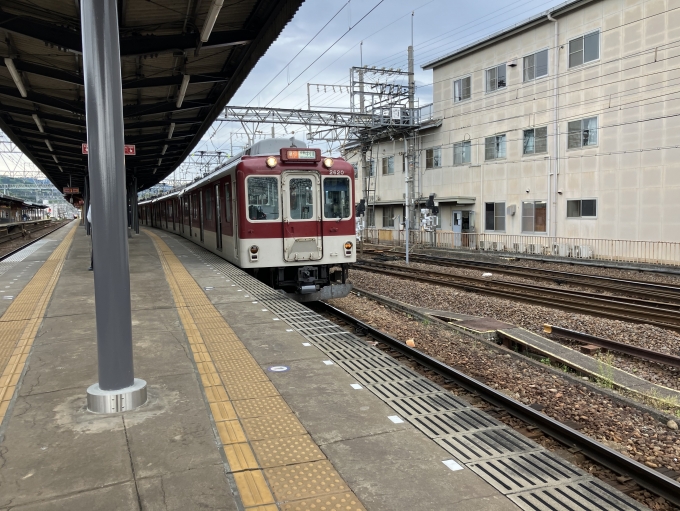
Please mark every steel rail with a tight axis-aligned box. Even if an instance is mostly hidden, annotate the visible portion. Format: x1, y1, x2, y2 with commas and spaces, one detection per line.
544, 324, 680, 369
0, 220, 71, 262
353, 261, 680, 330
363, 249, 680, 300
315, 301, 680, 507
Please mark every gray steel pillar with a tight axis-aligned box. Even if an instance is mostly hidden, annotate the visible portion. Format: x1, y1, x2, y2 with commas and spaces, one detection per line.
133, 177, 140, 234
81, 0, 146, 413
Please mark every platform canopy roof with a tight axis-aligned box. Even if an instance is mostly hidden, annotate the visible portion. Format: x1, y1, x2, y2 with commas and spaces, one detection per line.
0, 0, 304, 192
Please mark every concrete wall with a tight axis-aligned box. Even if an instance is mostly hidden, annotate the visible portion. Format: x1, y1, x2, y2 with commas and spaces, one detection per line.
349, 0, 680, 242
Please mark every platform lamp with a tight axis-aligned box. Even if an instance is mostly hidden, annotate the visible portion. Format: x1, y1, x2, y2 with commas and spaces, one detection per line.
80, 0, 147, 413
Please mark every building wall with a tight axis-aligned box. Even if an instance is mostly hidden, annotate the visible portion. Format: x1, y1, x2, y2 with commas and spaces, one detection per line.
350, 0, 680, 242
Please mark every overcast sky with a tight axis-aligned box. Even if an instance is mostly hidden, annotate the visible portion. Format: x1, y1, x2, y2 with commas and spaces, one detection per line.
194, 0, 567, 162
1, 0, 569, 183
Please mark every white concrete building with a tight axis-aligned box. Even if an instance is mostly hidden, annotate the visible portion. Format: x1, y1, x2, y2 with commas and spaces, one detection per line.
350, 0, 680, 257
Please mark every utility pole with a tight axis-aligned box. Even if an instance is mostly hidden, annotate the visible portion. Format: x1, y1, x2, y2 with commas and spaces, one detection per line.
358, 46, 368, 254
406, 15, 415, 264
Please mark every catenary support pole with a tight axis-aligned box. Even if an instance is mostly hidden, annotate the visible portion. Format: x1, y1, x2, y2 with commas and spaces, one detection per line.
81, 0, 146, 413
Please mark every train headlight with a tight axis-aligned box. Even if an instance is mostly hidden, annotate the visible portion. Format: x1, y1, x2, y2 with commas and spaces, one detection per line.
266, 156, 277, 168
323, 157, 334, 168
250, 245, 259, 254
344, 241, 353, 256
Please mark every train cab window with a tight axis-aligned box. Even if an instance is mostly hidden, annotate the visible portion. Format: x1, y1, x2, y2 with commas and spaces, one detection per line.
289, 178, 314, 220
323, 177, 351, 219
247, 176, 279, 220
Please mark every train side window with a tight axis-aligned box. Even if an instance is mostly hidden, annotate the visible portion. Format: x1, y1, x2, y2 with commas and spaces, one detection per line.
289, 178, 314, 220
247, 176, 279, 220
205, 189, 212, 221
323, 177, 351, 219
224, 182, 232, 222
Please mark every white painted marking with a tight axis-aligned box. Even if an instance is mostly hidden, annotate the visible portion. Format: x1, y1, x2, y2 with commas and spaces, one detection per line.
3, 296, 13, 300
350, 384, 363, 390
302, 342, 311, 346
388, 416, 404, 424
237, 289, 242, 292
244, 295, 249, 298
252, 301, 258, 304
261, 309, 268, 312
287, 329, 294, 332
323, 360, 334, 365
273, 318, 279, 321
231, 285, 235, 287
205, 287, 213, 290
442, 459, 464, 471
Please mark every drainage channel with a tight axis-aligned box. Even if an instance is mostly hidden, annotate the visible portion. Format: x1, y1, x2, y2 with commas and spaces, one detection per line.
167, 238, 657, 511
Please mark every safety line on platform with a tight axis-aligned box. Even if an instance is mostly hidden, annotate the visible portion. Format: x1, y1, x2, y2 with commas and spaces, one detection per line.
0, 223, 77, 425
145, 229, 365, 511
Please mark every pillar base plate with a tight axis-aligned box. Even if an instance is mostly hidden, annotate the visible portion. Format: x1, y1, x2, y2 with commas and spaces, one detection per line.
86, 378, 147, 413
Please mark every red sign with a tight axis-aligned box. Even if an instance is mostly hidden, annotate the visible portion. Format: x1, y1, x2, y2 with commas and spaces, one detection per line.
63, 187, 79, 194
82, 143, 136, 155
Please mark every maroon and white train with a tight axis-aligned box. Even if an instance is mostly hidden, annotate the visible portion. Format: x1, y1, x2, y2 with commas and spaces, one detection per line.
139, 138, 355, 301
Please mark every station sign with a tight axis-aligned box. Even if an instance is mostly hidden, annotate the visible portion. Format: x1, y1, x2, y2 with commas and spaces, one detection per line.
82, 143, 136, 155
63, 187, 79, 194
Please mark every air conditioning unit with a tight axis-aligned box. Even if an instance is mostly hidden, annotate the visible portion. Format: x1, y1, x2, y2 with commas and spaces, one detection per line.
551, 244, 571, 257
527, 243, 543, 255
512, 242, 526, 253
492, 242, 505, 251
573, 245, 593, 259
479, 240, 487, 250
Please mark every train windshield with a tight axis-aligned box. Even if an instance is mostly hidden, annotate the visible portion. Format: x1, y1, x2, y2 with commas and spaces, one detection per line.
323, 177, 351, 219
289, 178, 314, 220
247, 176, 279, 220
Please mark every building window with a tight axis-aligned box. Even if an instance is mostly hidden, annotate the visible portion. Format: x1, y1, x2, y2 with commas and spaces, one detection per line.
454, 141, 471, 165
567, 117, 598, 149
485, 64, 506, 92
523, 127, 548, 154
522, 200, 547, 233
453, 76, 471, 102
569, 30, 599, 68
523, 49, 548, 81
425, 147, 441, 169
369, 159, 375, 177
367, 208, 375, 227
381, 156, 394, 175
484, 135, 506, 160
567, 199, 597, 218
485, 202, 506, 231
382, 206, 395, 227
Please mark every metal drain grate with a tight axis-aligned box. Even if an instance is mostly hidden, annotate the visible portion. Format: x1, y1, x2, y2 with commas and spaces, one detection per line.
435, 428, 540, 462
327, 347, 388, 361
467, 451, 587, 494
510, 478, 647, 511
314, 337, 371, 352
334, 356, 402, 372
353, 366, 422, 386
412, 408, 502, 437
368, 379, 442, 400
387, 393, 471, 417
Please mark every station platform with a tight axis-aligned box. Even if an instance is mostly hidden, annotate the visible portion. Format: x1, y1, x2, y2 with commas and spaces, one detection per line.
0, 224, 647, 511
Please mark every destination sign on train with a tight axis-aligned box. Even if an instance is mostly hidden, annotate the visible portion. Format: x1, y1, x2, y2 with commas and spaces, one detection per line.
280, 148, 321, 162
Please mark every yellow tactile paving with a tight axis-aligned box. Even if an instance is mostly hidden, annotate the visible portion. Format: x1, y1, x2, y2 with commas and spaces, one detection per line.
0, 224, 77, 425
242, 414, 307, 441
145, 229, 365, 511
280, 493, 366, 511
265, 461, 351, 503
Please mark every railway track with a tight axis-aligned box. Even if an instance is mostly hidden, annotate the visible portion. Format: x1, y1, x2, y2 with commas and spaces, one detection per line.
353, 259, 680, 331
362, 249, 680, 302
0, 220, 71, 261
313, 300, 680, 508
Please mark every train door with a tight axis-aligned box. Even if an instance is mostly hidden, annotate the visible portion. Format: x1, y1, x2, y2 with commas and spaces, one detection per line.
281, 171, 322, 261
231, 179, 238, 258
215, 184, 222, 250
188, 195, 193, 238
199, 190, 204, 242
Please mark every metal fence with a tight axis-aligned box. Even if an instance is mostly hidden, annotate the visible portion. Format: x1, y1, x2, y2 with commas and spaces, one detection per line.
364, 228, 680, 266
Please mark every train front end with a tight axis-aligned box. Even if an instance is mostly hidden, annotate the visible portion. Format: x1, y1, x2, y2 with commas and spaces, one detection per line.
237, 146, 356, 301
